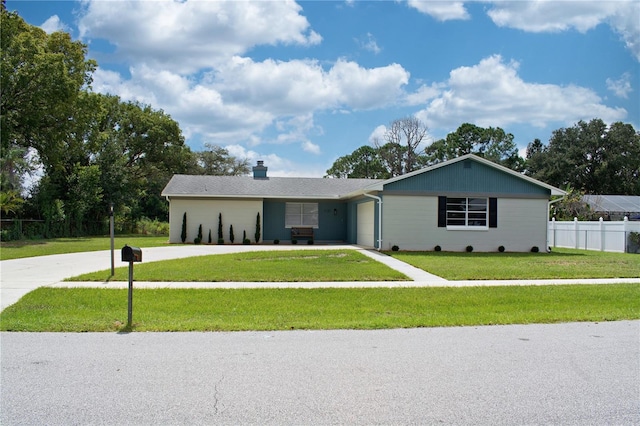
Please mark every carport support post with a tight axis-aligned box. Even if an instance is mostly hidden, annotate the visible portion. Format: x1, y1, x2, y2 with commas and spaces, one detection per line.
127, 261, 133, 327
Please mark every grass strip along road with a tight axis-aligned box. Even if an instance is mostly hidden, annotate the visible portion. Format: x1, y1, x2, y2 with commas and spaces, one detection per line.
1, 284, 638, 332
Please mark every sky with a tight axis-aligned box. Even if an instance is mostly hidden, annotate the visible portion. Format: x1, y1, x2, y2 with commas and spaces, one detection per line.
9, 0, 640, 177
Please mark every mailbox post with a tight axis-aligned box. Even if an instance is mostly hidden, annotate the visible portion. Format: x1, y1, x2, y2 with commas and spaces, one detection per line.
121, 245, 142, 327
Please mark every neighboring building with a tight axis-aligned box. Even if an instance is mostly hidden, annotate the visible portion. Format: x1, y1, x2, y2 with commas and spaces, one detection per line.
161, 154, 565, 252
582, 195, 640, 221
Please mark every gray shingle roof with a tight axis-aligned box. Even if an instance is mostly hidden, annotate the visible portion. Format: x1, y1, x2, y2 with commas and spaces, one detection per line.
161, 175, 382, 199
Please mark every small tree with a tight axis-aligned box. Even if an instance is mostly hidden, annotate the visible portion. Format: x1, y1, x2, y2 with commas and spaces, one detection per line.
194, 224, 202, 244
181, 212, 187, 243
208, 229, 212, 244
218, 213, 223, 240
230, 224, 235, 243
255, 212, 261, 243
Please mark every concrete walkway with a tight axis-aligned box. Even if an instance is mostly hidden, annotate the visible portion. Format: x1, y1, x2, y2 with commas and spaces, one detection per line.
2, 244, 639, 311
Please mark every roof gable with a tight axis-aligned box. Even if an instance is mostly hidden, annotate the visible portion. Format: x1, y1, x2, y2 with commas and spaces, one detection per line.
367, 154, 565, 196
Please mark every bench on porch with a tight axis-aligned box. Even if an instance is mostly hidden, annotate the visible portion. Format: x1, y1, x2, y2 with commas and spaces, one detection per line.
291, 227, 314, 241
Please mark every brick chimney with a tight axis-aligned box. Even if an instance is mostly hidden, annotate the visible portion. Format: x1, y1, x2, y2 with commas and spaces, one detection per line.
252, 160, 268, 179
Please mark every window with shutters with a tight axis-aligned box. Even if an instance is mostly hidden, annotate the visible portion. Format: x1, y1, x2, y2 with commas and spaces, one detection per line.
285, 203, 318, 228
438, 196, 496, 230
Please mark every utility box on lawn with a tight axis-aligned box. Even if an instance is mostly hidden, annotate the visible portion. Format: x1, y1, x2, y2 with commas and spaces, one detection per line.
121, 245, 142, 263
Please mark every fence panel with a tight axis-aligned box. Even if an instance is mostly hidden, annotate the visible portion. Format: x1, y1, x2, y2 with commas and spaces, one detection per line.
548, 217, 640, 253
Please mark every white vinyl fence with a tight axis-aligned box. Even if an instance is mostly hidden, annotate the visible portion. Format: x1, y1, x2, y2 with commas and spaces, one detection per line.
548, 217, 640, 253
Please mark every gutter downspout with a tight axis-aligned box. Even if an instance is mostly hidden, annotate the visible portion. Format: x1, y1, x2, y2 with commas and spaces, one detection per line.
363, 193, 382, 251
547, 196, 565, 252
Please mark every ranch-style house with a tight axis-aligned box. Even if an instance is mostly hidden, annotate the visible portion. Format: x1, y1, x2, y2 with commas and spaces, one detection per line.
161, 154, 566, 252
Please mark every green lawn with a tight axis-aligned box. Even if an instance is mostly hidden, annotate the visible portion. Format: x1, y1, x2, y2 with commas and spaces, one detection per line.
68, 250, 409, 282
67, 247, 639, 282
1, 284, 637, 332
0, 235, 170, 261
389, 248, 640, 280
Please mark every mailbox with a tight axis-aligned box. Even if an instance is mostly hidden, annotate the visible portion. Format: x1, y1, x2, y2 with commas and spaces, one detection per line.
121, 245, 142, 262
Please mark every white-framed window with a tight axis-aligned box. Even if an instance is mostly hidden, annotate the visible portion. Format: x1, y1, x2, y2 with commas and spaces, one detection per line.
446, 197, 488, 229
285, 202, 318, 228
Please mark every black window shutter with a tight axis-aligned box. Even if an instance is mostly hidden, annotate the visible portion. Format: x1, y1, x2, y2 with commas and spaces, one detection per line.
489, 198, 497, 228
438, 196, 447, 227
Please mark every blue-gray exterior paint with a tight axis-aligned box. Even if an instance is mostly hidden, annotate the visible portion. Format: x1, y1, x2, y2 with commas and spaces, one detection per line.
383, 159, 550, 196
263, 200, 348, 241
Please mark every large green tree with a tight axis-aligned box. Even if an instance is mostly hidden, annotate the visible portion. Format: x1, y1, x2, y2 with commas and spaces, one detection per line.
195, 144, 250, 176
526, 119, 640, 195
325, 145, 388, 179
27, 92, 194, 235
424, 123, 523, 170
1, 7, 96, 164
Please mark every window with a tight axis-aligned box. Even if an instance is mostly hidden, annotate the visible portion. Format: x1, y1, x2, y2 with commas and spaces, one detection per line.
285, 203, 318, 228
438, 197, 497, 229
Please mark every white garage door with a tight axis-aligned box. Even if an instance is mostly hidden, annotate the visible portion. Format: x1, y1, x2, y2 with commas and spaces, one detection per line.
357, 201, 375, 247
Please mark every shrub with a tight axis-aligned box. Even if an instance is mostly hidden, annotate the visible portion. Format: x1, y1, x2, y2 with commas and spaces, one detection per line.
498, 245, 505, 252
531, 246, 540, 253
274, 239, 280, 245
218, 238, 224, 245
434, 245, 441, 252
255, 212, 261, 243
466, 245, 473, 252
181, 212, 187, 243
307, 239, 314, 245
292, 239, 298, 245
243, 238, 251, 245
136, 217, 169, 236
194, 237, 202, 245
392, 245, 400, 252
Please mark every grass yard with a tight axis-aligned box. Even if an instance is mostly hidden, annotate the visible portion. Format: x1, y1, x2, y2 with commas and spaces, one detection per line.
1, 284, 637, 332
0, 235, 170, 261
389, 248, 640, 280
68, 250, 409, 282
67, 247, 639, 282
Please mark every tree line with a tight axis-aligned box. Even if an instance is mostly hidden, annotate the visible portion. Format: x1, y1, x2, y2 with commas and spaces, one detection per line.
2, 6, 638, 239
1, 6, 247, 238
326, 117, 639, 197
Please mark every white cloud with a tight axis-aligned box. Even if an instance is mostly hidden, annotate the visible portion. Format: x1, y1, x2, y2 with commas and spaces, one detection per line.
40, 15, 68, 34
302, 141, 321, 154
606, 73, 633, 99
357, 33, 381, 54
93, 57, 409, 148
405, 83, 442, 106
368, 125, 387, 144
225, 145, 323, 177
407, 1, 470, 21
78, 0, 322, 73
415, 55, 627, 132
486, 0, 640, 61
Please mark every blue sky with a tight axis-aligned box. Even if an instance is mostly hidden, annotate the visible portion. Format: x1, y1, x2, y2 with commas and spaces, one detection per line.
10, 0, 640, 177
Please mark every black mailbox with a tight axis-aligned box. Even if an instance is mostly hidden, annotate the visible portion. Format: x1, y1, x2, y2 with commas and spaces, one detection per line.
121, 245, 142, 262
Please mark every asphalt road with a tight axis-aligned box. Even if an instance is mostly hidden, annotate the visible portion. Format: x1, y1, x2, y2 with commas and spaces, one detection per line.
2, 321, 639, 425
